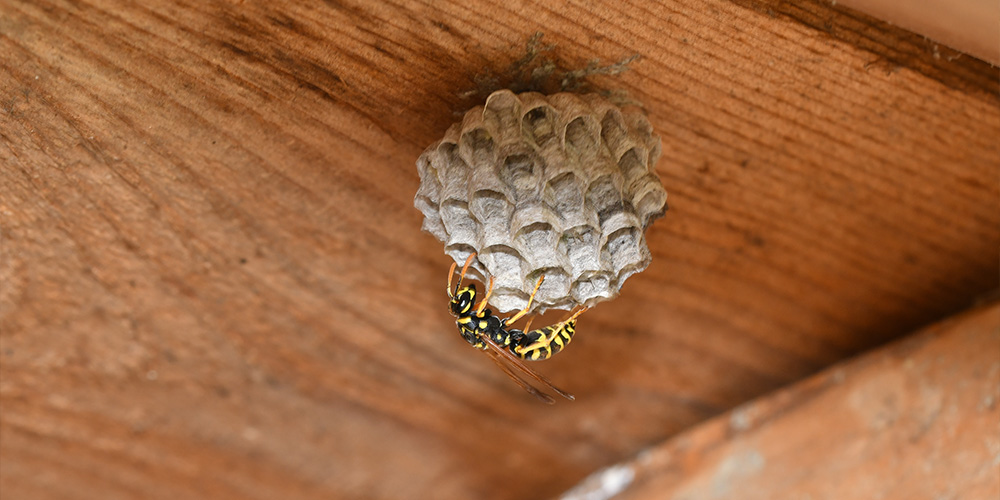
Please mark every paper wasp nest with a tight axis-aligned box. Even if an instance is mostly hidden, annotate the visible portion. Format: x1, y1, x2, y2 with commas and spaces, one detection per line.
415, 90, 667, 313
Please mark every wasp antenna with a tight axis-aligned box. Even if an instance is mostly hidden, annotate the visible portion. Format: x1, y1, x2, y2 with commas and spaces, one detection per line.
450, 253, 477, 296
447, 261, 458, 297
457, 253, 476, 288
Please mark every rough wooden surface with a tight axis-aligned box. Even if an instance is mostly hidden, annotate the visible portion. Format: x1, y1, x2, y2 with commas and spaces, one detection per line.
1, 0, 998, 499
562, 300, 1000, 500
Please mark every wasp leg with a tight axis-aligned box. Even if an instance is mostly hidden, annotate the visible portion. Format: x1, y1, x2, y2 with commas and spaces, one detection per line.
563, 306, 588, 324
475, 276, 495, 315
504, 275, 545, 327
522, 315, 536, 333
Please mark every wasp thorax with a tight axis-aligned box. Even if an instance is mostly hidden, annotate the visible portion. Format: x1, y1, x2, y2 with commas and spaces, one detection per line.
416, 90, 668, 314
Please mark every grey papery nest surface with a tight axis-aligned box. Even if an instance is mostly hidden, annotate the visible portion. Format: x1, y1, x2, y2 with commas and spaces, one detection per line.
415, 89, 668, 313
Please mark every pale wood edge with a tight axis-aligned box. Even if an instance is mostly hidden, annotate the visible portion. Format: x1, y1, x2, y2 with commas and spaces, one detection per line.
557, 298, 1000, 499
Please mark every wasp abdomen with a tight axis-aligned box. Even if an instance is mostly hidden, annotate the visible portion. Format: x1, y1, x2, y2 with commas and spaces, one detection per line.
511, 320, 577, 361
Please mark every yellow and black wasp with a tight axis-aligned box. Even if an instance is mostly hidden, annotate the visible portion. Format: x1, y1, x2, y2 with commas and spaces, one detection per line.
447, 253, 587, 403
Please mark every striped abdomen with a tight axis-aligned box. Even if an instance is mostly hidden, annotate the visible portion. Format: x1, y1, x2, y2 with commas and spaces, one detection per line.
511, 320, 577, 361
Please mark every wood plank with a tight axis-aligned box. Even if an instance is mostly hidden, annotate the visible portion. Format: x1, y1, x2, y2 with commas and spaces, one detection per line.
560, 300, 1000, 500
1, 0, 998, 499
835, 0, 1000, 65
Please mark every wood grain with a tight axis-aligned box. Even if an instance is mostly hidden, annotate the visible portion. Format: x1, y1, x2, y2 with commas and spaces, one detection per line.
561, 300, 1000, 500
1, 0, 998, 499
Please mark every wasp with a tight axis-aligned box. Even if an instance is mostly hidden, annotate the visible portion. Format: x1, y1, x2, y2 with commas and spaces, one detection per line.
448, 253, 587, 404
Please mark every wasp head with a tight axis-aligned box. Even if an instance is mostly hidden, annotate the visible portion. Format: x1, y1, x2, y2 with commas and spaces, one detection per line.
449, 284, 476, 317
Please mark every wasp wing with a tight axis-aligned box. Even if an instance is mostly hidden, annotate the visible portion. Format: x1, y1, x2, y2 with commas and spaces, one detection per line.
479, 332, 574, 402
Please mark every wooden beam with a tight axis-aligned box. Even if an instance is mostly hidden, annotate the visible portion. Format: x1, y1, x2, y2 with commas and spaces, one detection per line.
560, 300, 1000, 500
1, 0, 997, 498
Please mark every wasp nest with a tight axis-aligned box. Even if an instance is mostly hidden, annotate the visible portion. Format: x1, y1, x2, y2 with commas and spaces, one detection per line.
415, 90, 667, 313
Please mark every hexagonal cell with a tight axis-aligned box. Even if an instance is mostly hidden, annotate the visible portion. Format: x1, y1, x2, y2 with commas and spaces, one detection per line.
522, 106, 558, 147
563, 115, 601, 156
499, 153, 543, 202
603, 226, 646, 276
558, 224, 601, 281
543, 171, 585, 216
515, 222, 562, 274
